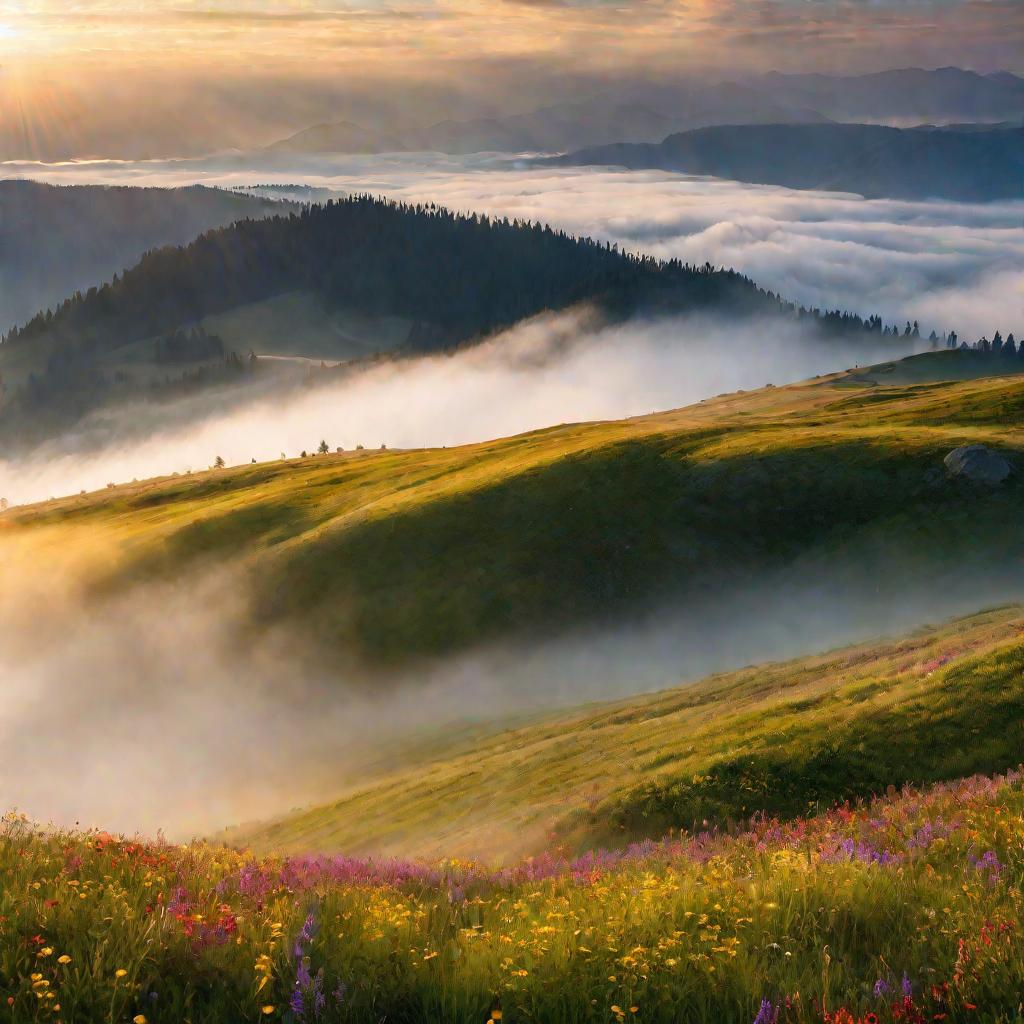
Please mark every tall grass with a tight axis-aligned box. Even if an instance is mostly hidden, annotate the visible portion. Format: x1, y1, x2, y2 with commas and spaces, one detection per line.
4, 769, 1024, 1023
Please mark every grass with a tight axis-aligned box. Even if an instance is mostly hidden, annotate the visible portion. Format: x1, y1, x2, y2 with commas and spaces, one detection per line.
7, 361, 1024, 668
4, 770, 1024, 1023
222, 605, 1024, 860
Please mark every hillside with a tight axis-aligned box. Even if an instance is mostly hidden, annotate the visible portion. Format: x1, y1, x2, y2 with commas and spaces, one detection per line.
9, 360, 1024, 1021
0, 195, 884, 449
557, 122, 1024, 201
0, 181, 285, 334
223, 604, 1024, 859
7, 357, 1024, 670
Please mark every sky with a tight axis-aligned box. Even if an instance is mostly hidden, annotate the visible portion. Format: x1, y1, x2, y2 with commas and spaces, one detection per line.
0, 1, 1021, 157
1, 0, 1021, 73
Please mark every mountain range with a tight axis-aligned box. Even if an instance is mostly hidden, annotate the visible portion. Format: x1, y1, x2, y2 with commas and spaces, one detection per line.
554, 122, 1024, 201
265, 68, 1024, 157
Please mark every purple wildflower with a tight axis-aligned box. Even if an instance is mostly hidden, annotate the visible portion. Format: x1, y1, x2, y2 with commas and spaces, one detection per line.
873, 978, 889, 998
752, 998, 778, 1024
969, 849, 1003, 884
902, 973, 913, 998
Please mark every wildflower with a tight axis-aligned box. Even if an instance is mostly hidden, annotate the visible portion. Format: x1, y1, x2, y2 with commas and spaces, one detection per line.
752, 999, 778, 1024
115, 969, 128, 979
57, 955, 72, 965
873, 978, 889, 997
133, 1016, 148, 1024
901, 973, 913, 997
37, 947, 53, 958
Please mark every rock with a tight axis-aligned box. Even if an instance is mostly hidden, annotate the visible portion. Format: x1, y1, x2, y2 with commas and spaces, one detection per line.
943, 444, 1013, 485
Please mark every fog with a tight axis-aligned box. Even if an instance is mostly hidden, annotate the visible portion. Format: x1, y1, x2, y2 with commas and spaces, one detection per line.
7, 153, 1023, 341
4, 515, 1024, 841
0, 310, 914, 507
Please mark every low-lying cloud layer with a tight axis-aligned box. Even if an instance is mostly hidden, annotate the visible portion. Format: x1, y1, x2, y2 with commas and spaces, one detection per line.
8, 155, 1022, 343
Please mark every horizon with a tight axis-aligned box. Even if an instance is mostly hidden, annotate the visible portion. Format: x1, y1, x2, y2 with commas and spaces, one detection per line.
1, 0, 1022, 159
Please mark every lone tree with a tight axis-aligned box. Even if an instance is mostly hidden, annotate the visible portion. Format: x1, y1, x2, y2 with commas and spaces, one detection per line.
214, 455, 226, 470
317, 440, 330, 455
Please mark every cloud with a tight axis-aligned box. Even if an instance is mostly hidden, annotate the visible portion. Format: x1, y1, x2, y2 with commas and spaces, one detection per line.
10, 153, 1020, 338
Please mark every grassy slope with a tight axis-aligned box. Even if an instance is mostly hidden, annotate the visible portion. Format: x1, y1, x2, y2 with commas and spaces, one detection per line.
223, 604, 1024, 859
7, 358, 1024, 859
8, 358, 1024, 666
841, 348, 1024, 387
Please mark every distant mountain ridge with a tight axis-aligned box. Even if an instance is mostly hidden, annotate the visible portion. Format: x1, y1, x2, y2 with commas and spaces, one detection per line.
752, 67, 1024, 125
266, 93, 830, 156
0, 181, 287, 335
554, 122, 1024, 201
265, 67, 1024, 157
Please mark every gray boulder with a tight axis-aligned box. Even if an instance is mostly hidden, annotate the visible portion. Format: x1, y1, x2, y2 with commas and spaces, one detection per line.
943, 444, 1013, 485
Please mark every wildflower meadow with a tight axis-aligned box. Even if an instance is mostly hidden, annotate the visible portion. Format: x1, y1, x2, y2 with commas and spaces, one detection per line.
3, 769, 1024, 1023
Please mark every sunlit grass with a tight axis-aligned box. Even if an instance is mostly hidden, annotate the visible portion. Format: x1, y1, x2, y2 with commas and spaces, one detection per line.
8, 371, 1024, 668
4, 769, 1024, 1022
224, 604, 1024, 859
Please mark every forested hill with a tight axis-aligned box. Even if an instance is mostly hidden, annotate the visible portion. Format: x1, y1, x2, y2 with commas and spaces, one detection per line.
4, 195, 773, 357
0, 196, 898, 448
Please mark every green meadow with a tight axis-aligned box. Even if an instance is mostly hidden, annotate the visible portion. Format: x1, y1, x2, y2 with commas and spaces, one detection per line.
8, 356, 1024, 669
